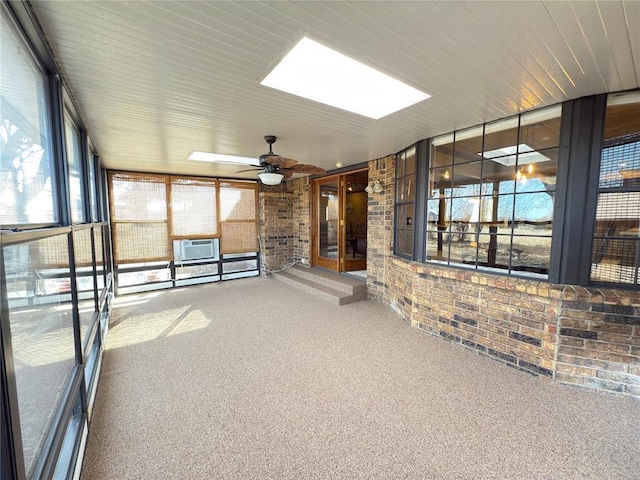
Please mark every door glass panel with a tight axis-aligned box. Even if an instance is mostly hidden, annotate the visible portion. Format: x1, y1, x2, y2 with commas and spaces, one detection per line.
319, 182, 339, 259
345, 174, 368, 261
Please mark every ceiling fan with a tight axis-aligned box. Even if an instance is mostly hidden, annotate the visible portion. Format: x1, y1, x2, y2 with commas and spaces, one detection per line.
238, 135, 326, 185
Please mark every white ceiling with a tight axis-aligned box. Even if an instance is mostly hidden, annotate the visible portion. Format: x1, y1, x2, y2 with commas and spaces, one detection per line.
30, 1, 639, 180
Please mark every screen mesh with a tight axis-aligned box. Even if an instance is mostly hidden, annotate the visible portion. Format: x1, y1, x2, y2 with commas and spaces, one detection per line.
590, 95, 640, 284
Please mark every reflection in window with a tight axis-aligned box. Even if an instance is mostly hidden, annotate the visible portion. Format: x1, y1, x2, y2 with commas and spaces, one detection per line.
0, 13, 56, 225
87, 149, 99, 222
318, 182, 339, 259
427, 106, 560, 277
74, 228, 96, 345
94, 225, 105, 289
65, 115, 85, 223
3, 235, 75, 477
591, 92, 640, 284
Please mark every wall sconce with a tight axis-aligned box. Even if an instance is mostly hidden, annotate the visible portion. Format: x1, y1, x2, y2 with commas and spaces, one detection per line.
365, 180, 383, 194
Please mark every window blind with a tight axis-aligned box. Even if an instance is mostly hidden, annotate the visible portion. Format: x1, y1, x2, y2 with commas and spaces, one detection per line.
170, 177, 217, 237
109, 172, 170, 263
219, 181, 258, 254
109, 173, 259, 262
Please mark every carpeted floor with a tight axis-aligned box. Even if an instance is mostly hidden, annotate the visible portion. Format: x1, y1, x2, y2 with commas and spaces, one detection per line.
81, 276, 640, 479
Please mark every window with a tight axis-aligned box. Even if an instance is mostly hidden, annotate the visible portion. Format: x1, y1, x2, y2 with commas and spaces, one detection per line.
0, 12, 56, 226
590, 92, 640, 285
73, 227, 96, 348
87, 149, 99, 222
395, 146, 416, 257
110, 172, 170, 263
219, 181, 258, 254
171, 177, 217, 237
109, 172, 259, 290
425, 106, 561, 277
3, 234, 76, 478
64, 114, 85, 223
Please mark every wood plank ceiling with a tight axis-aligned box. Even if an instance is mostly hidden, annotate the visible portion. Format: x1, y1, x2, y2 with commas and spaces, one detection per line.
30, 1, 639, 180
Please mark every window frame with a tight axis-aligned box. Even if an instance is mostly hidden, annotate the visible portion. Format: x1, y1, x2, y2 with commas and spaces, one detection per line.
0, 9, 60, 230
394, 146, 417, 259
1, 3, 111, 479
421, 106, 561, 279
588, 92, 640, 287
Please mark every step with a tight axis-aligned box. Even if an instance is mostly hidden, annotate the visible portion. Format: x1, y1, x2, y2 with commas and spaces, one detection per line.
280, 265, 367, 295
272, 266, 367, 305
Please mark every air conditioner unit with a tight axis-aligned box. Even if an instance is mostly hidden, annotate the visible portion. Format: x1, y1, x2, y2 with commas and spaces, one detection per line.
174, 239, 219, 262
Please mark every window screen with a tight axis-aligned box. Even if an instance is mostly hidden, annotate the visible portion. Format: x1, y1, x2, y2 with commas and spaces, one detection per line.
590, 92, 640, 285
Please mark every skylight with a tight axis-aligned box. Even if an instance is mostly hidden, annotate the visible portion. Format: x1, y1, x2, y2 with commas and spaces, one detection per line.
483, 144, 550, 166
187, 151, 257, 166
260, 37, 430, 120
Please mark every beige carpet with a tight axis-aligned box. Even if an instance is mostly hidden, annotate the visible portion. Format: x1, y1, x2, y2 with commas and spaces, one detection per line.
81, 276, 640, 479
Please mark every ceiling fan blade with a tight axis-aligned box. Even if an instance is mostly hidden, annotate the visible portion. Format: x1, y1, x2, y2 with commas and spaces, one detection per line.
235, 167, 263, 173
288, 164, 326, 175
282, 169, 294, 180
264, 155, 298, 169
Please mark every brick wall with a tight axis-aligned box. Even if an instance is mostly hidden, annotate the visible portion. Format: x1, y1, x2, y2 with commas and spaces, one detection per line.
291, 177, 311, 265
367, 155, 396, 301
258, 158, 640, 398
258, 183, 293, 272
259, 177, 311, 272
366, 156, 640, 398
557, 291, 640, 396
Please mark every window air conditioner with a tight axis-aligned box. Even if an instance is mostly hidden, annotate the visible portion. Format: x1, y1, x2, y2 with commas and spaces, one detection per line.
174, 239, 219, 262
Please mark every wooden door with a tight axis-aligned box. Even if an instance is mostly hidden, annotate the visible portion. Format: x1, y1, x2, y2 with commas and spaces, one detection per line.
314, 177, 340, 271
312, 170, 368, 272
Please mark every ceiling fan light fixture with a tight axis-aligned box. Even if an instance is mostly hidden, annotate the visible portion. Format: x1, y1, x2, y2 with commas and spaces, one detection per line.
258, 172, 284, 185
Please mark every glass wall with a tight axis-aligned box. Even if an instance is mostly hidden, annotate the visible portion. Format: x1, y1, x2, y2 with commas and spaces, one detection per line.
426, 106, 561, 277
1, 4, 113, 479
591, 92, 640, 285
3, 235, 76, 478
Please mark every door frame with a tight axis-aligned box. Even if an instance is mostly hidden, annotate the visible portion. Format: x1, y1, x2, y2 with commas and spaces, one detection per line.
311, 168, 368, 272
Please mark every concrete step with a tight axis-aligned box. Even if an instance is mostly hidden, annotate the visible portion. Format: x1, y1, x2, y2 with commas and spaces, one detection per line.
281, 265, 367, 294
272, 266, 367, 305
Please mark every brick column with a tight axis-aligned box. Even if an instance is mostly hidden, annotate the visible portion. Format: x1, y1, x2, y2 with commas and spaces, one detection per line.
258, 177, 311, 273
367, 155, 396, 302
